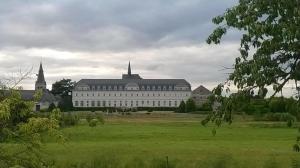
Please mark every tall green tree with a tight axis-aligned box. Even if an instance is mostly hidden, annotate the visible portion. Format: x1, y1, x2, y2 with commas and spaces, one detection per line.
51, 79, 75, 97
204, 0, 300, 149
204, 0, 300, 121
51, 79, 75, 111
186, 98, 196, 112
178, 101, 186, 113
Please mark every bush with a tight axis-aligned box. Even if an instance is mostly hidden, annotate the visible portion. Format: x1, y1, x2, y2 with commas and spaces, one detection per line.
48, 103, 56, 112
89, 119, 98, 127
263, 113, 296, 122
86, 113, 93, 123
178, 101, 186, 113
96, 114, 105, 124
61, 112, 80, 127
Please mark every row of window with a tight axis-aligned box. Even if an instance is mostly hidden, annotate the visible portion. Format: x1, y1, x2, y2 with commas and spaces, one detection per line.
74, 92, 189, 97
74, 100, 180, 107
77, 85, 189, 91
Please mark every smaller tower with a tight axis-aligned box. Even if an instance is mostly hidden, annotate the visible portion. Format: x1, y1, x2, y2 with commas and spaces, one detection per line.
35, 63, 47, 90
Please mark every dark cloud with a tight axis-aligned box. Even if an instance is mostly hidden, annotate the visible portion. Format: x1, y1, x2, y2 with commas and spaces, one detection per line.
0, 0, 238, 51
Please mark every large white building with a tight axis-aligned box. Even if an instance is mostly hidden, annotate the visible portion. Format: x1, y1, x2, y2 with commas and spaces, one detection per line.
72, 62, 192, 108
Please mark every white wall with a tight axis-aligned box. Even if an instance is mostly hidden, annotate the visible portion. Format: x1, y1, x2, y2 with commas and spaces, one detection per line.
72, 91, 191, 108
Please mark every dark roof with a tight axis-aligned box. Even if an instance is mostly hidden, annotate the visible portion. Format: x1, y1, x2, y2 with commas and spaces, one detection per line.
192, 85, 211, 95
19, 90, 58, 103
76, 79, 191, 86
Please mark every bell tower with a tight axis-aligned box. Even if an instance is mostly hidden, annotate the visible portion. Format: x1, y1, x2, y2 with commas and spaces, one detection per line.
35, 62, 47, 90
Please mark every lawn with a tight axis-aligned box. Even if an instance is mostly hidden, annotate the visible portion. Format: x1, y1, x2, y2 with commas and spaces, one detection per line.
41, 112, 299, 167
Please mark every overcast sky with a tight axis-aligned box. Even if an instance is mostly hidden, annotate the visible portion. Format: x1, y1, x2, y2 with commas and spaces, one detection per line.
0, 0, 295, 96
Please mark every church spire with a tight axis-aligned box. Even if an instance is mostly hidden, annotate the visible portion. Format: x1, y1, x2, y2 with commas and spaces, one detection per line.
128, 61, 131, 76
35, 62, 47, 90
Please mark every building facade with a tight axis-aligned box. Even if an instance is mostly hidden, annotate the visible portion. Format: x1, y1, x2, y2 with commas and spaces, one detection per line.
191, 85, 212, 107
72, 62, 192, 108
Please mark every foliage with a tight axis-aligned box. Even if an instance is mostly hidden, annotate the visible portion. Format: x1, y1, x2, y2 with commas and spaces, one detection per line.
186, 98, 196, 112
51, 79, 75, 112
51, 79, 75, 97
205, 0, 300, 141
178, 101, 186, 113
58, 95, 73, 112
269, 97, 286, 113
60, 112, 80, 127
48, 102, 56, 112
86, 113, 93, 123
89, 119, 98, 127
207, 0, 300, 98
0, 89, 64, 167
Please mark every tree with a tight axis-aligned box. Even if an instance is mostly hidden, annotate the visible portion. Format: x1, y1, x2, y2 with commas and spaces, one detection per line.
205, 0, 300, 148
178, 101, 186, 113
207, 0, 300, 99
186, 98, 196, 112
52, 79, 75, 111
51, 79, 75, 97
0, 89, 64, 167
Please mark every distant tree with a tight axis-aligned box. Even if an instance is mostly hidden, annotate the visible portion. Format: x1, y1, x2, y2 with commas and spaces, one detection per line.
178, 101, 186, 113
186, 99, 196, 112
51, 79, 75, 97
52, 79, 75, 112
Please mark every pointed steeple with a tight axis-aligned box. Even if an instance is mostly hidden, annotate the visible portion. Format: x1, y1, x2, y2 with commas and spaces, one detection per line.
128, 61, 131, 76
35, 62, 47, 90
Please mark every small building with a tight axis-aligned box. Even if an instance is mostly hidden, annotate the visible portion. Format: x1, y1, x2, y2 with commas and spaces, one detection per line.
20, 63, 59, 111
191, 85, 212, 107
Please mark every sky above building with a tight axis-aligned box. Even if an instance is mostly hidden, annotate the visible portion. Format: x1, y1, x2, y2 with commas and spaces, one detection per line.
0, 0, 296, 96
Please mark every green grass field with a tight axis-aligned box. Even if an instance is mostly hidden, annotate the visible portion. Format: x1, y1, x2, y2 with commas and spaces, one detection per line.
40, 113, 300, 167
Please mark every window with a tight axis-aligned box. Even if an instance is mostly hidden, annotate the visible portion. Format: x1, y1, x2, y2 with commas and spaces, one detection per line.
80, 101, 84, 107
136, 101, 138, 106
120, 101, 122, 106
142, 101, 144, 105
75, 101, 78, 106
81, 93, 83, 96
114, 86, 117, 90
131, 101, 133, 107
103, 86, 106, 90
163, 86, 167, 91
141, 86, 145, 90
158, 86, 161, 90
153, 101, 155, 106
114, 101, 116, 107
152, 86, 155, 91
91, 101, 95, 107
147, 86, 150, 90
108, 86, 112, 90
175, 101, 178, 106
163, 101, 166, 106
169, 86, 172, 90
86, 101, 89, 107
75, 93, 78, 96
119, 86, 123, 90
92, 86, 95, 90
169, 101, 171, 107
97, 101, 101, 107
87, 93, 89, 97
158, 101, 160, 107
108, 101, 111, 107
103, 101, 106, 107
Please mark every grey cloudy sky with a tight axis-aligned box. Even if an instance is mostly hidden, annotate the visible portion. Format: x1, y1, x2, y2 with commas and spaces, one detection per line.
4, 0, 294, 95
